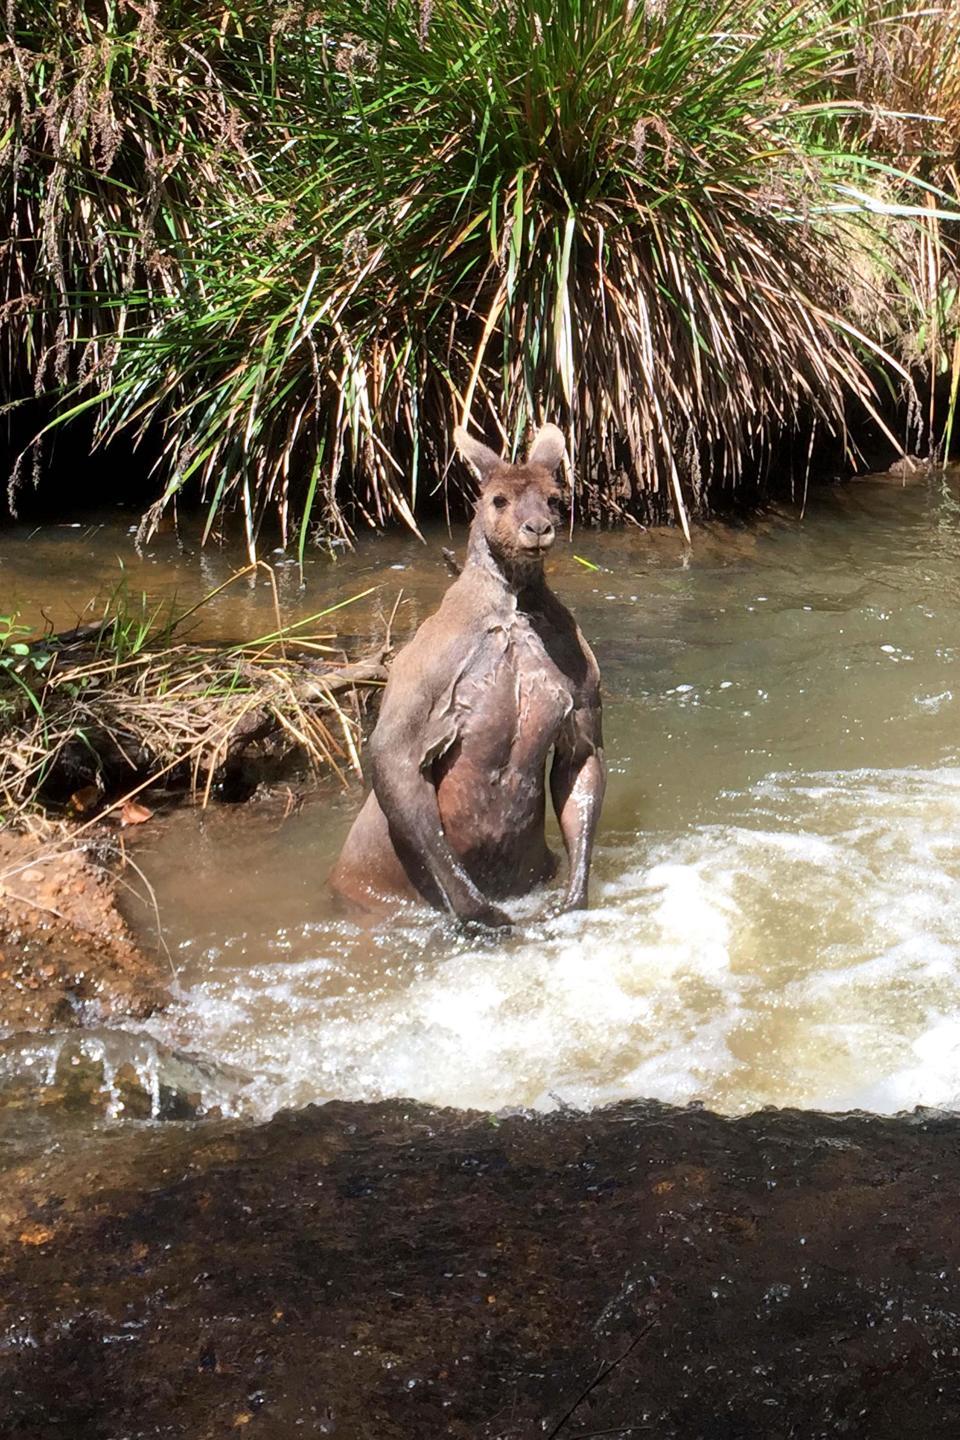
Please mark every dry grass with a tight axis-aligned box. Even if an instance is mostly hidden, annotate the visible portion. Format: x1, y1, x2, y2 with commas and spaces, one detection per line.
839, 1, 960, 452
0, 571, 389, 824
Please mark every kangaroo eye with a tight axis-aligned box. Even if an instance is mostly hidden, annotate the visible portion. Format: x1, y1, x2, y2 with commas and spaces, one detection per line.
492, 495, 508, 510
548, 494, 562, 509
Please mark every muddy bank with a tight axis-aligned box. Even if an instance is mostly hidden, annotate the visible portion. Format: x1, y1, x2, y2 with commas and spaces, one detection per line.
0, 833, 168, 1031
2, 1097, 960, 1438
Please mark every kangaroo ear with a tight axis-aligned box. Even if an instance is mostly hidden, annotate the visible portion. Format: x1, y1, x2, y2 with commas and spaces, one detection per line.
528, 423, 566, 473
454, 426, 502, 484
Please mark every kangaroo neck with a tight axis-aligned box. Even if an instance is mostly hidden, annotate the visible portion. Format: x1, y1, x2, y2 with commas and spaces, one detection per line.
465, 518, 550, 603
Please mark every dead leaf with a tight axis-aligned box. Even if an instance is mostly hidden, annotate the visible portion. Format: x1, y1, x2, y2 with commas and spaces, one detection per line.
120, 800, 153, 827
19, 1223, 55, 1246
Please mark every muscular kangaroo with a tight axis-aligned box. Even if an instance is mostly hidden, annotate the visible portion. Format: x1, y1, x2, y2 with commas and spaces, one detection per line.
330, 423, 605, 928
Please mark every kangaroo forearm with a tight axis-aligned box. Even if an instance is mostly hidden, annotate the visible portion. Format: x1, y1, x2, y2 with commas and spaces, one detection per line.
372, 765, 492, 916
419, 825, 490, 915
553, 751, 606, 908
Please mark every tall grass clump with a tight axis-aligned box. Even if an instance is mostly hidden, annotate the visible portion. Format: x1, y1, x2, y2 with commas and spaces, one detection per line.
0, 4, 279, 426
835, 1, 960, 454
3, 0, 954, 551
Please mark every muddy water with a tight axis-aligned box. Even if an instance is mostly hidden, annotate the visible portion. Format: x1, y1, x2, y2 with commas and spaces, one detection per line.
5, 470, 960, 1119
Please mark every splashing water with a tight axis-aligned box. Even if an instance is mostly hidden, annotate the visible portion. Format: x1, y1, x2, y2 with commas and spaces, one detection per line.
132, 763, 960, 1118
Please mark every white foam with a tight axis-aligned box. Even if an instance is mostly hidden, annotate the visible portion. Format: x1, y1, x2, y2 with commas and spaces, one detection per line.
140, 763, 960, 1120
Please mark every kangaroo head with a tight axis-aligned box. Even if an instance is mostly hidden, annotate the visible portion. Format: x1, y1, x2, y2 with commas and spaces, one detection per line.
454, 423, 567, 566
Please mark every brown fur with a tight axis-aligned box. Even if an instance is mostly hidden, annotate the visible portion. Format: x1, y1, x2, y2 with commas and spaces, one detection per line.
330, 424, 605, 928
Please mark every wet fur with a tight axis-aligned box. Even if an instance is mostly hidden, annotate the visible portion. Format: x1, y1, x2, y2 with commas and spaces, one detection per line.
330, 425, 605, 928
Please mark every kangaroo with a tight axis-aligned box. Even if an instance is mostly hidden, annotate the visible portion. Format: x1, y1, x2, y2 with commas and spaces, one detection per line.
330, 423, 605, 928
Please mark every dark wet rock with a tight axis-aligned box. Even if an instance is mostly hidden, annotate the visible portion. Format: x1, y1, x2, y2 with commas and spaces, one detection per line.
2, 1098, 960, 1436
0, 833, 169, 1032
866, 455, 933, 484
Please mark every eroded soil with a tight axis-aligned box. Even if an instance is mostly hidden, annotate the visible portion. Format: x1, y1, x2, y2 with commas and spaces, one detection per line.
2, 1098, 959, 1438
0, 832, 169, 1031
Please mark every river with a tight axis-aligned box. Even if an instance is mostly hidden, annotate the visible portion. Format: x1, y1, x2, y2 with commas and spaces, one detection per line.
3, 468, 960, 1120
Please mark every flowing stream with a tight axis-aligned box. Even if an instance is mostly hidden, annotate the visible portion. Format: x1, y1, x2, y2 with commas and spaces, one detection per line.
4, 468, 960, 1120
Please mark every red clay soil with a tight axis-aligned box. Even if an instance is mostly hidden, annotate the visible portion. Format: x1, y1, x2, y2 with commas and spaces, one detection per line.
0, 831, 169, 1031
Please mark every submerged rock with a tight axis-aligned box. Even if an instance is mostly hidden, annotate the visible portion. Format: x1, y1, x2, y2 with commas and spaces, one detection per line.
1, 1098, 960, 1436
0, 1029, 250, 1120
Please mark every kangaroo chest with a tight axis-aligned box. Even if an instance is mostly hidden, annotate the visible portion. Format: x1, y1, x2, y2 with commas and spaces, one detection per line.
450, 611, 576, 771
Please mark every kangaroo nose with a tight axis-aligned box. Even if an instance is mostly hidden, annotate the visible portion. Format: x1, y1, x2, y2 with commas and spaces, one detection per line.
521, 518, 554, 539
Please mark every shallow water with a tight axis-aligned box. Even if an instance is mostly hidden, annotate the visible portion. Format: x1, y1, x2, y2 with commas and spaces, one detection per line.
5, 470, 960, 1118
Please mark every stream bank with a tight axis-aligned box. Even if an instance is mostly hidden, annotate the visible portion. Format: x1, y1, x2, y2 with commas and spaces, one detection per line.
2, 1096, 959, 1438
0, 831, 168, 1033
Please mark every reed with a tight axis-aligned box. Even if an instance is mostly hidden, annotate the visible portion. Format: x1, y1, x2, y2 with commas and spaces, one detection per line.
836, 0, 960, 454
3, 0, 958, 553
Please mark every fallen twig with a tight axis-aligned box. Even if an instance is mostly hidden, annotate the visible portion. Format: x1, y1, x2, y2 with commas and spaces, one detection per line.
545, 1319, 659, 1440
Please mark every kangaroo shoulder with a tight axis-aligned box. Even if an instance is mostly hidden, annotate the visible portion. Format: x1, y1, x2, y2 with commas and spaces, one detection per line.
381, 577, 484, 705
